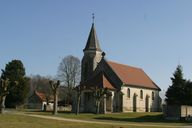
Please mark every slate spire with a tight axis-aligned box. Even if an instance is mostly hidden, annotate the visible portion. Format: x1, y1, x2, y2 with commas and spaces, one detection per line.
83, 23, 101, 52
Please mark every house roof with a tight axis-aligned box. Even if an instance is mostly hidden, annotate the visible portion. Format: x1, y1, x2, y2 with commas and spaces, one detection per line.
81, 72, 116, 90
83, 23, 101, 52
35, 91, 47, 101
34, 91, 54, 102
107, 61, 160, 90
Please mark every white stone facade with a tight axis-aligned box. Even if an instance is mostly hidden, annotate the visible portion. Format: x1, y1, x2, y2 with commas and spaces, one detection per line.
73, 86, 161, 113
121, 86, 160, 112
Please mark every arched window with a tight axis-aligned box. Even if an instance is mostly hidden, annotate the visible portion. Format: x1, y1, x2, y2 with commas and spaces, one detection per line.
152, 91, 155, 100
140, 90, 143, 99
127, 88, 130, 98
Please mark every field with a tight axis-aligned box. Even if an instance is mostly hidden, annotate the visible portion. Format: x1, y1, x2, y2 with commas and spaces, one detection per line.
0, 111, 191, 128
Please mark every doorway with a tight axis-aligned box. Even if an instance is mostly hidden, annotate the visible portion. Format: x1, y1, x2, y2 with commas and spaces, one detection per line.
133, 93, 137, 112
145, 95, 149, 112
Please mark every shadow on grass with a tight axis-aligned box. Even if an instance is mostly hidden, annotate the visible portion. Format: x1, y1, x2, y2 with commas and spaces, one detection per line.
94, 114, 192, 124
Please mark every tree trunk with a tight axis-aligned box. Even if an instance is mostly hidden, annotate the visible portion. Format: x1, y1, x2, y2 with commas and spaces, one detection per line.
103, 95, 106, 114
96, 100, 100, 114
0, 96, 6, 114
53, 91, 58, 115
76, 95, 81, 115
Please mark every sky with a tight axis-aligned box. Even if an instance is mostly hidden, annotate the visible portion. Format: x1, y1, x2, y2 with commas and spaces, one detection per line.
0, 0, 192, 98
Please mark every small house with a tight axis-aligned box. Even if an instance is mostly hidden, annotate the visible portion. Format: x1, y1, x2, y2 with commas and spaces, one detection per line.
28, 91, 53, 111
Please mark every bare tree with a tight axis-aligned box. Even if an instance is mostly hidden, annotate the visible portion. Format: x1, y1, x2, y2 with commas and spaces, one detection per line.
57, 55, 80, 104
93, 87, 111, 114
0, 70, 18, 114
0, 78, 9, 114
74, 85, 85, 115
49, 80, 60, 115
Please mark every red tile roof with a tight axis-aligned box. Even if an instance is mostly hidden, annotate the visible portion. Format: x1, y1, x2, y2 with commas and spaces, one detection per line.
81, 72, 115, 90
35, 91, 53, 101
108, 61, 160, 90
103, 75, 116, 89
35, 91, 47, 101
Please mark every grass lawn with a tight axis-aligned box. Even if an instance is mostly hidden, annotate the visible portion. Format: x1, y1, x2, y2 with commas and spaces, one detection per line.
0, 113, 169, 128
24, 111, 192, 127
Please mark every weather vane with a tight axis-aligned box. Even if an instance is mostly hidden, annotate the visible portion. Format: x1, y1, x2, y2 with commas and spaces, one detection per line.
92, 13, 95, 24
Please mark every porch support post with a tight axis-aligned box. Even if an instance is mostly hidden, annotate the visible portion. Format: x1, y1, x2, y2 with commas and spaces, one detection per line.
103, 94, 106, 114
111, 92, 114, 112
81, 92, 84, 112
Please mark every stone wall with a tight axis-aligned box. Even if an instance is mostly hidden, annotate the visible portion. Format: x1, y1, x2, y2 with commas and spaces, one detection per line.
163, 105, 192, 120
121, 86, 161, 112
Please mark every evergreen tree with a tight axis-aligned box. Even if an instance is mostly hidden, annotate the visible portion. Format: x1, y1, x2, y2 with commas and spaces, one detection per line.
3, 60, 29, 108
165, 65, 186, 105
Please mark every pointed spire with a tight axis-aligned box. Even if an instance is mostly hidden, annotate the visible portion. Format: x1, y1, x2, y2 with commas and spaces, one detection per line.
83, 20, 101, 52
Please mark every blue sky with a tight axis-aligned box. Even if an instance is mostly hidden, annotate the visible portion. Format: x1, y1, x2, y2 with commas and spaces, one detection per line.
1, 0, 192, 97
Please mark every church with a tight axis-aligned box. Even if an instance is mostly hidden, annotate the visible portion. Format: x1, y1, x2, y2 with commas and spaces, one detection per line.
72, 22, 161, 113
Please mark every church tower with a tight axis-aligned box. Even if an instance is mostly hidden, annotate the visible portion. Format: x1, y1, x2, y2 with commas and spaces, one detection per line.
81, 23, 102, 82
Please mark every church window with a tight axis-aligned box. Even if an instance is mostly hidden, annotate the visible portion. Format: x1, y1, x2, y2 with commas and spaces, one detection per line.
140, 90, 143, 99
152, 91, 155, 100
85, 92, 92, 101
127, 88, 130, 98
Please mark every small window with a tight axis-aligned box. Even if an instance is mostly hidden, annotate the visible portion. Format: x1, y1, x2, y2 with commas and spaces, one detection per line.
152, 92, 155, 100
140, 90, 143, 99
127, 88, 130, 98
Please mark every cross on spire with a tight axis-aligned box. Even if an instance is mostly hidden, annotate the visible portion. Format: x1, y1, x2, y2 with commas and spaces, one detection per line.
92, 13, 95, 24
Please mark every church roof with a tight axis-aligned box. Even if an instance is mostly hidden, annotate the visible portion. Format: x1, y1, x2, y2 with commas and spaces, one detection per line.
81, 72, 116, 90
107, 61, 160, 90
83, 23, 101, 51
103, 75, 115, 89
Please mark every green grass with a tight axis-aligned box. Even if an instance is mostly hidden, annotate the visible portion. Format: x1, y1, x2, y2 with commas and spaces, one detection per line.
0, 114, 114, 128
0, 113, 167, 128
24, 111, 192, 126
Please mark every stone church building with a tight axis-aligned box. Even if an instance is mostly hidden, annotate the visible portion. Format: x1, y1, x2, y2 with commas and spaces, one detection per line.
73, 23, 161, 113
